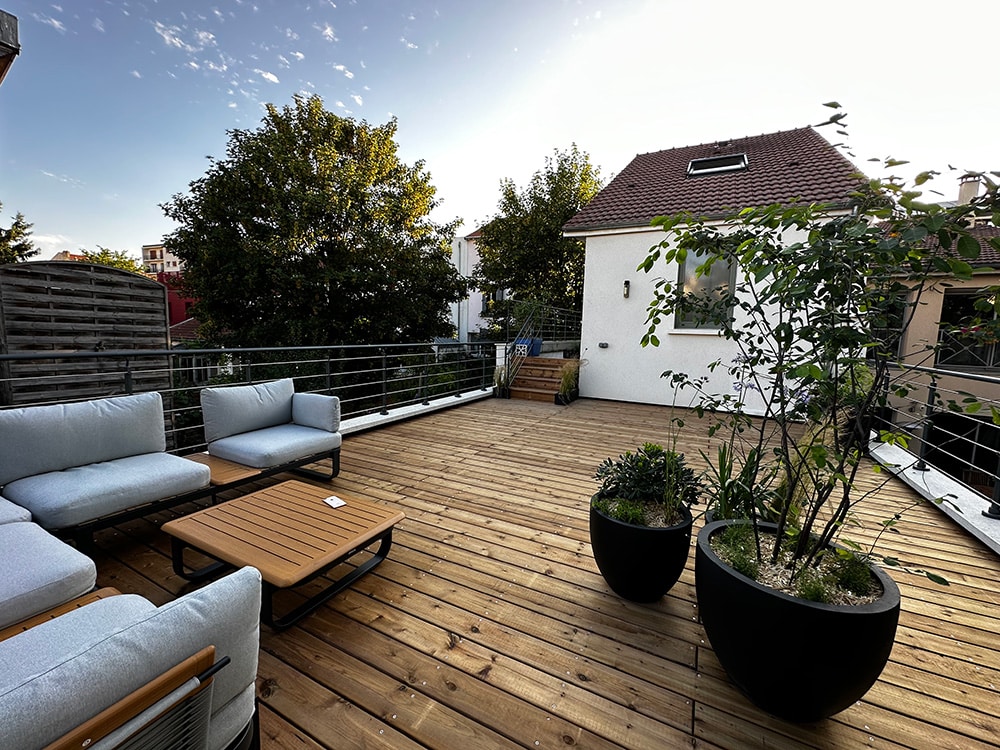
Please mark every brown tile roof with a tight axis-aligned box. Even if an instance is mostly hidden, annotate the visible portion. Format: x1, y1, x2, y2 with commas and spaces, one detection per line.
169, 317, 202, 343
564, 126, 863, 232
945, 225, 1000, 268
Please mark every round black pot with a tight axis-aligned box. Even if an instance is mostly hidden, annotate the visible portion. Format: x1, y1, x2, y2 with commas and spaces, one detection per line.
589, 501, 692, 603
695, 520, 901, 723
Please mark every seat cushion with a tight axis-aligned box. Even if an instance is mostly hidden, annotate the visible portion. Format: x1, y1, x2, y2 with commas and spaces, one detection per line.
3, 453, 210, 530
208, 424, 342, 469
0, 522, 97, 629
0, 496, 31, 525
201, 379, 294, 443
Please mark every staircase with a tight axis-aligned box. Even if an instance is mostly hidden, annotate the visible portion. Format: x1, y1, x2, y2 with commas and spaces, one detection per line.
510, 357, 574, 402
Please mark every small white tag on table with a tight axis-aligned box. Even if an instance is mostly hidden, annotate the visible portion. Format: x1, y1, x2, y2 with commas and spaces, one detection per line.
323, 495, 346, 508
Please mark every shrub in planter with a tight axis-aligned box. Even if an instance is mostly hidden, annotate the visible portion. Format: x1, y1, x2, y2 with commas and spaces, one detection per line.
589, 442, 700, 602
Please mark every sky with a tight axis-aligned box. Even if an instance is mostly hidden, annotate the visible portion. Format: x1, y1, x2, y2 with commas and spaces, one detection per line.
1, 0, 999, 261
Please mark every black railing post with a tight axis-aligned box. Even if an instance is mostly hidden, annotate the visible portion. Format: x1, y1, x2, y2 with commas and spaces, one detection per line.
914, 378, 938, 472
124, 359, 133, 394
380, 348, 389, 415
421, 352, 430, 406
985, 478, 1000, 519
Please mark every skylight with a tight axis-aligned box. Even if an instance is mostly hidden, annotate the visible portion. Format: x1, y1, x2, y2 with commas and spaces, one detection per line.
687, 153, 748, 176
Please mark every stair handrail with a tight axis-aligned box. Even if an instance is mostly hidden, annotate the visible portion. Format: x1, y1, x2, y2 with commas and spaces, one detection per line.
503, 306, 541, 386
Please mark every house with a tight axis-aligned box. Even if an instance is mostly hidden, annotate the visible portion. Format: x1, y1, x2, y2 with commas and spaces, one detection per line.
450, 228, 500, 342
563, 126, 862, 407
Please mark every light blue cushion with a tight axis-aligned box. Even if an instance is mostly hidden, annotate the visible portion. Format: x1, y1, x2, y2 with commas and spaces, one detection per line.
292, 392, 340, 433
0, 392, 166, 486
0, 522, 97, 629
208, 423, 341, 468
4, 453, 210, 530
201, 379, 294, 443
0, 567, 261, 750
0, 496, 31, 525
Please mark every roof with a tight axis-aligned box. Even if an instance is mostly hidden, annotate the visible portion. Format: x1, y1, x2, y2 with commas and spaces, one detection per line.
942, 224, 1000, 269
564, 126, 863, 232
169, 317, 201, 342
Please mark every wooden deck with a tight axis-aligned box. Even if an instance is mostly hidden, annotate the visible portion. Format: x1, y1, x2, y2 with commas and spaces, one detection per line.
89, 398, 1000, 749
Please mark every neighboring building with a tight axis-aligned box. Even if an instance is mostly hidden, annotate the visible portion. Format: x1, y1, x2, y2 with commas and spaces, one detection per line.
449, 229, 496, 343
49, 251, 86, 262
141, 243, 193, 327
563, 126, 861, 407
141, 243, 183, 274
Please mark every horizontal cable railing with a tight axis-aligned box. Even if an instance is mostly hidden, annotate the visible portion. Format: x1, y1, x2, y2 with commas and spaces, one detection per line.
0, 342, 497, 454
880, 363, 1000, 517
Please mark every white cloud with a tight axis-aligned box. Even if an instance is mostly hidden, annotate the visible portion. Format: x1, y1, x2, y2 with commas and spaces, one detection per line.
33, 14, 67, 33
255, 69, 279, 83
351, 94, 363, 106
188, 60, 200, 70
400, 37, 417, 50
228, 102, 238, 108
278, 54, 290, 68
152, 22, 216, 53
316, 23, 337, 42
333, 63, 354, 79
291, 51, 304, 61
131, 70, 142, 79
40, 170, 84, 188
93, 18, 105, 33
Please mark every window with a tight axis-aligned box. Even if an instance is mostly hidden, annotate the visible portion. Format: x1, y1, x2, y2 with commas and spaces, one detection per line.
687, 153, 748, 176
675, 247, 735, 329
937, 291, 1000, 368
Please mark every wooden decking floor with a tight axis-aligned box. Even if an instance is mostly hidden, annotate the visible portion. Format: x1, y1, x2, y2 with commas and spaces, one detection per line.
90, 398, 1000, 750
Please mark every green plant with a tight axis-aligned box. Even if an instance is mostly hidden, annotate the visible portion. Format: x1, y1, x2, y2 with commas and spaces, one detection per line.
558, 359, 580, 397
639, 105, 997, 595
593, 441, 701, 526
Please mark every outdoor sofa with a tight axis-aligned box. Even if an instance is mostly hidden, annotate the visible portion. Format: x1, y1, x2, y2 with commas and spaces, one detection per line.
0, 391, 211, 540
200, 378, 342, 481
0, 497, 262, 750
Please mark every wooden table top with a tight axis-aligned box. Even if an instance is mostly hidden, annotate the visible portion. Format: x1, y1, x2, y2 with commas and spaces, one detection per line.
162, 480, 405, 588
183, 452, 261, 486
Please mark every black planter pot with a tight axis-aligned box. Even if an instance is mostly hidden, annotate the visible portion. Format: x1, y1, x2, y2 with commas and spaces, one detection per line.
589, 502, 692, 603
695, 520, 901, 723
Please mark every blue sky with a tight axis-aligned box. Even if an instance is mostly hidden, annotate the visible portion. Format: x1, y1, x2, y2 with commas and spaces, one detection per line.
2, 0, 999, 260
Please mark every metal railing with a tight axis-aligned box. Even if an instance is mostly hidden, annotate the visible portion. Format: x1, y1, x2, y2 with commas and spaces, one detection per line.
879, 363, 1000, 517
0, 342, 496, 454
498, 304, 582, 386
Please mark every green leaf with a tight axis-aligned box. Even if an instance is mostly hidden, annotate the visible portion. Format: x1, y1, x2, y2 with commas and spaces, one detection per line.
957, 233, 981, 260
925, 572, 949, 586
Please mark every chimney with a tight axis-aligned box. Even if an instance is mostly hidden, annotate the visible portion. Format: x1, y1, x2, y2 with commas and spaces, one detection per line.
958, 174, 981, 204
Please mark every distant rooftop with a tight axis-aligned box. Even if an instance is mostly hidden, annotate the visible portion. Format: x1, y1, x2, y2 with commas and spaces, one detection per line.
564, 126, 862, 232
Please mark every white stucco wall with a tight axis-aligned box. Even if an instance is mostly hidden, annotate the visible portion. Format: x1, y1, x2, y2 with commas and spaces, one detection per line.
577, 223, 816, 413
578, 227, 733, 407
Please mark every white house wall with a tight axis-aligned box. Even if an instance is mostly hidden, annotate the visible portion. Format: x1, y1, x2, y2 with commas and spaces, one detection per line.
579, 224, 814, 414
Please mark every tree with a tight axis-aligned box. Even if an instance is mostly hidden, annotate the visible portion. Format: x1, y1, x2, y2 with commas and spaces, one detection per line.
78, 247, 145, 274
161, 94, 467, 348
0, 202, 38, 264
473, 145, 603, 312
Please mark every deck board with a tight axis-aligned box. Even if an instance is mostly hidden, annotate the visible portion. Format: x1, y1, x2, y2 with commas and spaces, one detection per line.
90, 397, 1000, 749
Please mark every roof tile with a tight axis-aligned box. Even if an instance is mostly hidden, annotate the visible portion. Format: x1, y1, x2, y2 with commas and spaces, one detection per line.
564, 126, 862, 232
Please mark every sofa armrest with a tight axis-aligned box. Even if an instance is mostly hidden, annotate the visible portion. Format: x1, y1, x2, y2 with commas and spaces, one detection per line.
292, 392, 340, 433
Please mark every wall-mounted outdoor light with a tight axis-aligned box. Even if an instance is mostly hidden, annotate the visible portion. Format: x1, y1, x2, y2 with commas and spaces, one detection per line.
623, 280, 630, 299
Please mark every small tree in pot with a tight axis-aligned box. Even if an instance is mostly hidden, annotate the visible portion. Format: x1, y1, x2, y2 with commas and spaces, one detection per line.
637, 106, 998, 721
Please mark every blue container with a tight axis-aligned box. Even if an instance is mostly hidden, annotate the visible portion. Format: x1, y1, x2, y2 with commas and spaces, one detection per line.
514, 337, 542, 356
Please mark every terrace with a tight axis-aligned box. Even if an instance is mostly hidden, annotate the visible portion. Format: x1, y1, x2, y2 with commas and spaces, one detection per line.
76, 393, 999, 750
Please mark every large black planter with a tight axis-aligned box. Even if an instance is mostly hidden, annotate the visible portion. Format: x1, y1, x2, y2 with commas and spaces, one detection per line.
696, 520, 901, 723
589, 502, 692, 602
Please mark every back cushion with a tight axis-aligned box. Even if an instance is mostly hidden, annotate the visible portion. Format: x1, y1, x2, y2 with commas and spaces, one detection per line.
0, 392, 166, 486
201, 379, 294, 443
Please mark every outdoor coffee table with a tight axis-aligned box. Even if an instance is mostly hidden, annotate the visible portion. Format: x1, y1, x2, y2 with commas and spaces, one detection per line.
162, 480, 404, 629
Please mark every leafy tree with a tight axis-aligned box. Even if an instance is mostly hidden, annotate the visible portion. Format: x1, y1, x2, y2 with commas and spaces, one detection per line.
0, 202, 38, 264
79, 246, 145, 274
473, 145, 603, 312
161, 94, 467, 348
